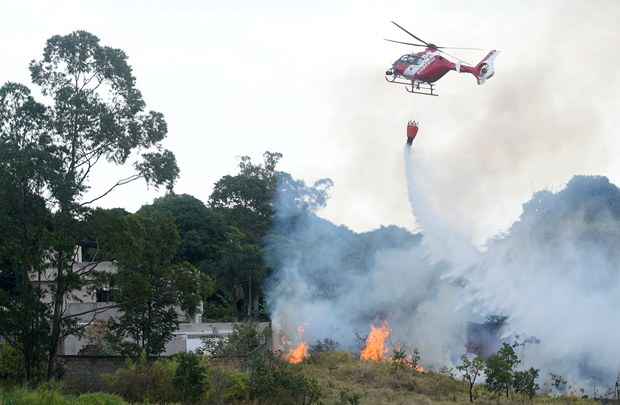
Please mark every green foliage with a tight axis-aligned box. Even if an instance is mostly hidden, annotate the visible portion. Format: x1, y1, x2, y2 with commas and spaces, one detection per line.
0, 388, 68, 405
2, 29, 180, 378
140, 194, 230, 266
107, 212, 209, 357
74, 393, 127, 405
514, 367, 540, 400
0, 177, 51, 383
207, 322, 270, 361
102, 354, 178, 403
485, 343, 520, 398
207, 151, 332, 320
78, 320, 116, 356
337, 389, 362, 405
173, 352, 208, 404
391, 345, 408, 372
0, 343, 25, 383
205, 368, 250, 405
0, 388, 127, 405
248, 351, 322, 405
456, 354, 485, 402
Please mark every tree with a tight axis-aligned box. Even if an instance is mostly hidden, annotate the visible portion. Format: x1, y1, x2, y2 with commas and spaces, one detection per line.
208, 152, 332, 320
0, 81, 56, 383
106, 212, 212, 357
456, 354, 486, 402
174, 352, 208, 404
0, 30, 179, 378
139, 194, 229, 266
485, 343, 520, 398
514, 367, 540, 400
209, 152, 282, 241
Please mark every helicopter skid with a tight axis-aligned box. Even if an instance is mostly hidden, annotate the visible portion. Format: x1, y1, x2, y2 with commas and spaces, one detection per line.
385, 76, 438, 96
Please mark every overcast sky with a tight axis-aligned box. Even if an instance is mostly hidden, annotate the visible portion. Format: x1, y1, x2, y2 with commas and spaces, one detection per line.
2, 0, 619, 244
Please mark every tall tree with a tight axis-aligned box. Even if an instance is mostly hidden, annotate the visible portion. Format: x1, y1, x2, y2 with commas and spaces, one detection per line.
208, 152, 332, 319
106, 212, 213, 357
1, 30, 179, 378
209, 151, 283, 241
0, 83, 54, 383
139, 193, 229, 266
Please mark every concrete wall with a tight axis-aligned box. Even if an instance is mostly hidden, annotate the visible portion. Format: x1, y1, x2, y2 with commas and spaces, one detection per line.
58, 355, 127, 393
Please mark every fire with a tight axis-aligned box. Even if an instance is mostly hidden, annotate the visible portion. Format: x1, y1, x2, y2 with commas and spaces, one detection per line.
360, 321, 391, 361
360, 322, 426, 372
287, 342, 309, 364
286, 325, 309, 364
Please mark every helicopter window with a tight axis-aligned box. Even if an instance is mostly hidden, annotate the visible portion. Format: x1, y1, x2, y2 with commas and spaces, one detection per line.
399, 55, 422, 65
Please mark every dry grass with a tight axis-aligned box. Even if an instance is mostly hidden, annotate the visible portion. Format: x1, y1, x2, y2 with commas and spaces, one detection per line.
291, 352, 599, 405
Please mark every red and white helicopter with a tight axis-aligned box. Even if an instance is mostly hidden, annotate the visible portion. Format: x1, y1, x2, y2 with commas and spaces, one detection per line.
385, 21, 498, 96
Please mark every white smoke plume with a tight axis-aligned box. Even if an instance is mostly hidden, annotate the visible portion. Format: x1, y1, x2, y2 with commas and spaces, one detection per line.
266, 146, 620, 392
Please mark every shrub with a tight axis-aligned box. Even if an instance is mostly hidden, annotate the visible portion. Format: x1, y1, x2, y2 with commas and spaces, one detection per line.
102, 353, 178, 403
0, 342, 25, 383
337, 389, 362, 405
206, 368, 250, 405
74, 393, 127, 405
173, 352, 207, 404
0, 386, 70, 405
249, 351, 321, 405
206, 322, 269, 360
513, 367, 540, 400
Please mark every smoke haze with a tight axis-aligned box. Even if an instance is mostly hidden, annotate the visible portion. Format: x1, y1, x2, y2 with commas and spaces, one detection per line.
267, 147, 620, 391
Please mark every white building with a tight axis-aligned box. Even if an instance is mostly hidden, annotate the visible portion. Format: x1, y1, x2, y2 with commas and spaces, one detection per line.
31, 246, 270, 356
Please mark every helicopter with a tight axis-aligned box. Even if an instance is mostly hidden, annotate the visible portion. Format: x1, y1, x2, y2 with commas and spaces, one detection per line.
384, 21, 498, 96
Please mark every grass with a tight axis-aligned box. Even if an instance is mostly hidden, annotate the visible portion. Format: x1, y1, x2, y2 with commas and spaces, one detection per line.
294, 352, 599, 405
0, 353, 603, 405
0, 388, 127, 405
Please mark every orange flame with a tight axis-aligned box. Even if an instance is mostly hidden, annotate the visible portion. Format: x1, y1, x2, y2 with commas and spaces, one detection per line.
287, 342, 309, 364
286, 325, 309, 364
360, 321, 391, 361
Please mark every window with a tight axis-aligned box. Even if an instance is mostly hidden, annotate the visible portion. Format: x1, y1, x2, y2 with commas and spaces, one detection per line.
96, 288, 113, 302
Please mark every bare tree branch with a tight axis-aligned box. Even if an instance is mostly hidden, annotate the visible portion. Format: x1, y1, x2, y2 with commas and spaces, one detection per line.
79, 174, 142, 206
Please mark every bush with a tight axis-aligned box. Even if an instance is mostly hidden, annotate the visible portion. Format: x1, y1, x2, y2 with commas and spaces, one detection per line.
336, 389, 362, 405
74, 393, 127, 405
249, 351, 321, 405
206, 368, 250, 405
206, 322, 270, 361
0, 342, 25, 383
514, 367, 540, 400
0, 386, 70, 405
102, 353, 178, 403
173, 352, 207, 404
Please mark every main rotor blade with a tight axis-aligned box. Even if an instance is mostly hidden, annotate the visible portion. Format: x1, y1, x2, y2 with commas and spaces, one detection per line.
437, 46, 485, 51
384, 39, 428, 47
391, 21, 430, 46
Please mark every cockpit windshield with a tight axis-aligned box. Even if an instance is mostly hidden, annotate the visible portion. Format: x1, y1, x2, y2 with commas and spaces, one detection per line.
398, 54, 422, 65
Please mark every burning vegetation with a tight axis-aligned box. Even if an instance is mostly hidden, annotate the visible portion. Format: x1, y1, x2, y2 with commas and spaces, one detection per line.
360, 321, 391, 362
285, 326, 310, 364
360, 321, 425, 372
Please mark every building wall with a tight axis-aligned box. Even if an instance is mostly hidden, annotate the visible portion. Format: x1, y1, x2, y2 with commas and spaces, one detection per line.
30, 247, 272, 357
